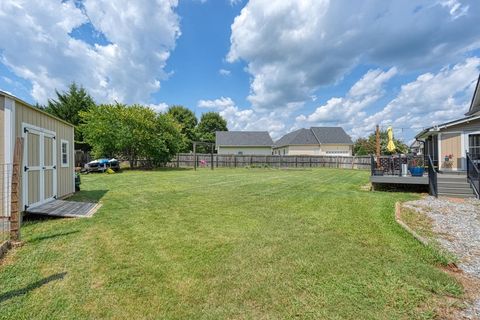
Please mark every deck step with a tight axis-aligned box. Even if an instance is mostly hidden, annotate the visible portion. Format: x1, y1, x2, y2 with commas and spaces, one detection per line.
438, 176, 469, 183
438, 182, 471, 189
437, 187, 476, 195
438, 193, 475, 198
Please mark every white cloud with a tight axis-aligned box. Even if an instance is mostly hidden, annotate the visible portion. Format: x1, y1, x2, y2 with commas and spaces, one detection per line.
229, 0, 243, 6
228, 0, 480, 111
148, 102, 169, 113
198, 96, 235, 109
219, 68, 231, 76
0, 0, 180, 104
197, 97, 287, 138
353, 57, 480, 139
296, 57, 480, 141
295, 67, 397, 125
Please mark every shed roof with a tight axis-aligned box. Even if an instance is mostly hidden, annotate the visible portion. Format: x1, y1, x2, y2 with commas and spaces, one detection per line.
275, 127, 353, 147
215, 131, 273, 147
0, 90, 74, 127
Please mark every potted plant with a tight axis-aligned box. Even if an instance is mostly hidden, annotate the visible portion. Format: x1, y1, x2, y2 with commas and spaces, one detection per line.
373, 166, 385, 176
409, 158, 425, 177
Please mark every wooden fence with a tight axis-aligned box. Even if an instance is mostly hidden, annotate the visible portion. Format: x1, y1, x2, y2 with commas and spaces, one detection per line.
171, 153, 372, 170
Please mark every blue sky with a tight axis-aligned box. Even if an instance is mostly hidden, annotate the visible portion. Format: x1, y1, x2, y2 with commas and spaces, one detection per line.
1, 0, 480, 142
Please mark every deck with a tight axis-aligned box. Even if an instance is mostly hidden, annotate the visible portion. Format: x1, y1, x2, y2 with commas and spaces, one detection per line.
370, 175, 428, 185
26, 200, 101, 218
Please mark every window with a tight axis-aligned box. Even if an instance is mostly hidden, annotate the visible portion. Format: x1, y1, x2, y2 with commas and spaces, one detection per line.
238, 151, 243, 155
469, 134, 480, 158
61, 140, 69, 167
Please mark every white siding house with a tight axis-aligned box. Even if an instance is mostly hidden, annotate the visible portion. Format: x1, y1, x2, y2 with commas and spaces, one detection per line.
216, 131, 273, 155
273, 127, 353, 156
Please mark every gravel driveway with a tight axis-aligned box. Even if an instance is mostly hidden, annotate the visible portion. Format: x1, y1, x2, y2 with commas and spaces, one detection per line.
403, 196, 480, 319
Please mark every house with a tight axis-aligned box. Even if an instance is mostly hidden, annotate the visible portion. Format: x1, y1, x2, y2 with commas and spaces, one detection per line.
415, 74, 480, 171
1, 91, 75, 215
215, 131, 274, 155
409, 140, 423, 155
273, 127, 353, 156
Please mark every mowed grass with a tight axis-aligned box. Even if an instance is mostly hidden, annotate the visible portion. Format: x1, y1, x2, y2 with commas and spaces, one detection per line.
0, 168, 461, 319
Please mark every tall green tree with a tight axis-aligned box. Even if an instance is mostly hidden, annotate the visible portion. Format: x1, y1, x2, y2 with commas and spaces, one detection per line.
45, 82, 95, 147
80, 103, 183, 168
195, 112, 228, 153
196, 112, 228, 143
353, 130, 408, 156
167, 105, 197, 152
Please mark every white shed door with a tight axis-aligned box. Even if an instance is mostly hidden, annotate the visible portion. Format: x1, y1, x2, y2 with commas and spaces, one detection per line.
23, 124, 57, 210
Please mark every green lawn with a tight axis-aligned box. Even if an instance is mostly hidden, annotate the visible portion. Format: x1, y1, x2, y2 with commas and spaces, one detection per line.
0, 168, 461, 319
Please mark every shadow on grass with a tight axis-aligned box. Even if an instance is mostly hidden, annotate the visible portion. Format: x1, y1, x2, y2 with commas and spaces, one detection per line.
68, 189, 108, 203
22, 214, 65, 224
0, 272, 67, 303
28, 230, 79, 244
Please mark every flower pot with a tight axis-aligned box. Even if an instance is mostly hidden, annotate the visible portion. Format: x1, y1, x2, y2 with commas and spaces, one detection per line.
373, 168, 384, 176
409, 167, 424, 177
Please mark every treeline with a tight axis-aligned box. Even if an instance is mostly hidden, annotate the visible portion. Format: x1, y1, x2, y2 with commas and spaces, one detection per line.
39, 83, 228, 168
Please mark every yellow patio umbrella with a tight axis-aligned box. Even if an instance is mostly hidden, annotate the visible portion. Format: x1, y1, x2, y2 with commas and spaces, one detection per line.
387, 126, 396, 152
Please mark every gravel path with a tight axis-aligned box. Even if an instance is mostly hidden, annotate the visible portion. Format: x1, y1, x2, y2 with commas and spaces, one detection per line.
403, 196, 480, 319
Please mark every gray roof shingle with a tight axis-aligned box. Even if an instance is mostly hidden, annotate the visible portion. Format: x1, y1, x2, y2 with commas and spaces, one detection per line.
274, 129, 318, 147
275, 127, 353, 147
216, 131, 273, 147
311, 127, 353, 144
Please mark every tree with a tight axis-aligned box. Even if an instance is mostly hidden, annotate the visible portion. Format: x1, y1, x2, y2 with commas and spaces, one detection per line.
353, 130, 409, 156
45, 82, 95, 148
167, 105, 197, 152
195, 112, 228, 153
80, 103, 183, 168
196, 112, 228, 143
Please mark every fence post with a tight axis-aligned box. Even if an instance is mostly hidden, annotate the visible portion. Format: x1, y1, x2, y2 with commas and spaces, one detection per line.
10, 137, 23, 242
176, 153, 180, 168
336, 156, 339, 168
295, 156, 298, 167
193, 143, 197, 171
216, 154, 218, 168
210, 144, 214, 171
234, 155, 237, 168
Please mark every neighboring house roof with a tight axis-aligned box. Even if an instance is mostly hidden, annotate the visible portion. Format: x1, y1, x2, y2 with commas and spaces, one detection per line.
274, 127, 353, 148
311, 127, 353, 144
274, 128, 318, 147
215, 131, 273, 147
466, 74, 480, 116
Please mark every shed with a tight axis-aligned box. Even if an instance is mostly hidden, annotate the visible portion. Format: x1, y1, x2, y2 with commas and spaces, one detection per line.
1, 91, 75, 215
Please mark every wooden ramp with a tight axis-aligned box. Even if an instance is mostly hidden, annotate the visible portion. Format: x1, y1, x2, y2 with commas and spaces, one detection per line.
27, 200, 101, 218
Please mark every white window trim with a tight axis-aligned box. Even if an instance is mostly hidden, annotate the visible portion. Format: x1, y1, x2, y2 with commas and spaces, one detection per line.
61, 139, 70, 167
